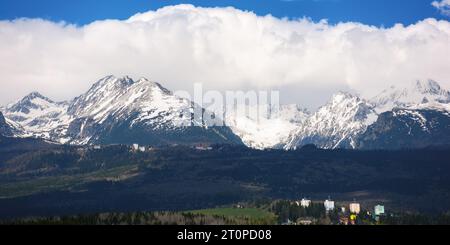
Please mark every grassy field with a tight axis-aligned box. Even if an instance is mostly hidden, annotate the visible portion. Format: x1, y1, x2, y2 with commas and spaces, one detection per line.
187, 207, 277, 224
0, 165, 139, 199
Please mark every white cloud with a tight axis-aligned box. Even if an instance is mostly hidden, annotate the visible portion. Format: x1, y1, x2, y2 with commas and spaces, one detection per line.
432, 0, 450, 17
0, 4, 449, 109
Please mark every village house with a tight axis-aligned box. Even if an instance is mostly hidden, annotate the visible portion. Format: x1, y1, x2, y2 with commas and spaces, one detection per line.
324, 199, 335, 212
132, 143, 147, 152
297, 218, 314, 225
349, 203, 361, 214
300, 198, 312, 208
339, 217, 349, 225
374, 205, 385, 216
194, 145, 213, 151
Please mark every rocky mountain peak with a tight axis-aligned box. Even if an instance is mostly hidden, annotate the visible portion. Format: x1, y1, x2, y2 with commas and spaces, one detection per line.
370, 79, 450, 113
24, 91, 53, 102
6, 91, 58, 115
414, 79, 446, 95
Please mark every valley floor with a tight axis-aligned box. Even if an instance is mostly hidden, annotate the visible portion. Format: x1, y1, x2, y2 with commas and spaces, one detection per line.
1, 143, 450, 220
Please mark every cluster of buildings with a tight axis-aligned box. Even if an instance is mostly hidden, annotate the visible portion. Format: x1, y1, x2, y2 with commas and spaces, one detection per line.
131, 143, 152, 152
89, 143, 213, 153
295, 198, 339, 212
193, 144, 213, 151
296, 197, 384, 215
130, 143, 213, 152
295, 197, 386, 224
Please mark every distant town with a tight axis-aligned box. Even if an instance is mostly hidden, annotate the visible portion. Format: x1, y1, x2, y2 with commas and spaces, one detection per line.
87, 143, 215, 153
279, 198, 386, 225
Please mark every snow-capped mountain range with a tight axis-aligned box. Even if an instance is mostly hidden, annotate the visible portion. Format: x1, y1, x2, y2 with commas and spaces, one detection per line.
285, 79, 450, 150
284, 92, 378, 150
370, 80, 450, 113
0, 75, 241, 146
1, 76, 450, 150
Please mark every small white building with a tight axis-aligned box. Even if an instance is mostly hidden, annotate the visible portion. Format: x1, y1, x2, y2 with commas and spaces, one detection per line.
374, 205, 385, 216
195, 145, 213, 151
300, 198, 312, 208
139, 146, 146, 152
324, 199, 335, 212
132, 144, 139, 151
349, 203, 361, 214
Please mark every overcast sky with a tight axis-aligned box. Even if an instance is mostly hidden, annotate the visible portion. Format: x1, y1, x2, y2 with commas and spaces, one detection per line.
0, 1, 449, 110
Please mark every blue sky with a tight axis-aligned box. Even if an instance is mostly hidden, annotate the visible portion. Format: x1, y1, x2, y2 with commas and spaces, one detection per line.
0, 0, 449, 108
0, 0, 448, 26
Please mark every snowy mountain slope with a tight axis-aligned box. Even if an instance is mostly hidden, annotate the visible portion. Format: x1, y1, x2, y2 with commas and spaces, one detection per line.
371, 79, 450, 113
65, 75, 241, 145
68, 76, 195, 129
3, 116, 27, 137
2, 92, 71, 141
225, 104, 309, 149
284, 92, 378, 150
0, 111, 14, 137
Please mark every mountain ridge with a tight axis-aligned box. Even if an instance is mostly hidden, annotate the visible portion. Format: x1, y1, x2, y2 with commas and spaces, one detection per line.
2, 76, 450, 150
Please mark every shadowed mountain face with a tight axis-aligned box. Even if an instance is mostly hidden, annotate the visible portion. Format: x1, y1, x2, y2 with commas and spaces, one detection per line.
0, 112, 15, 137
357, 109, 450, 150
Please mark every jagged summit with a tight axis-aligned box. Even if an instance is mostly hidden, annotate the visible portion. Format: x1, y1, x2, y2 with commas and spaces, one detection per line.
68, 75, 184, 124
23, 91, 53, 102
6, 91, 57, 114
2, 89, 70, 142
414, 79, 447, 95
81, 75, 134, 99
330, 91, 359, 101
89, 75, 170, 93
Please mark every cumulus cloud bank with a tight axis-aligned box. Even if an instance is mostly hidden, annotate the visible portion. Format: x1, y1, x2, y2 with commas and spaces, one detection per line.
432, 0, 450, 16
0, 4, 449, 108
